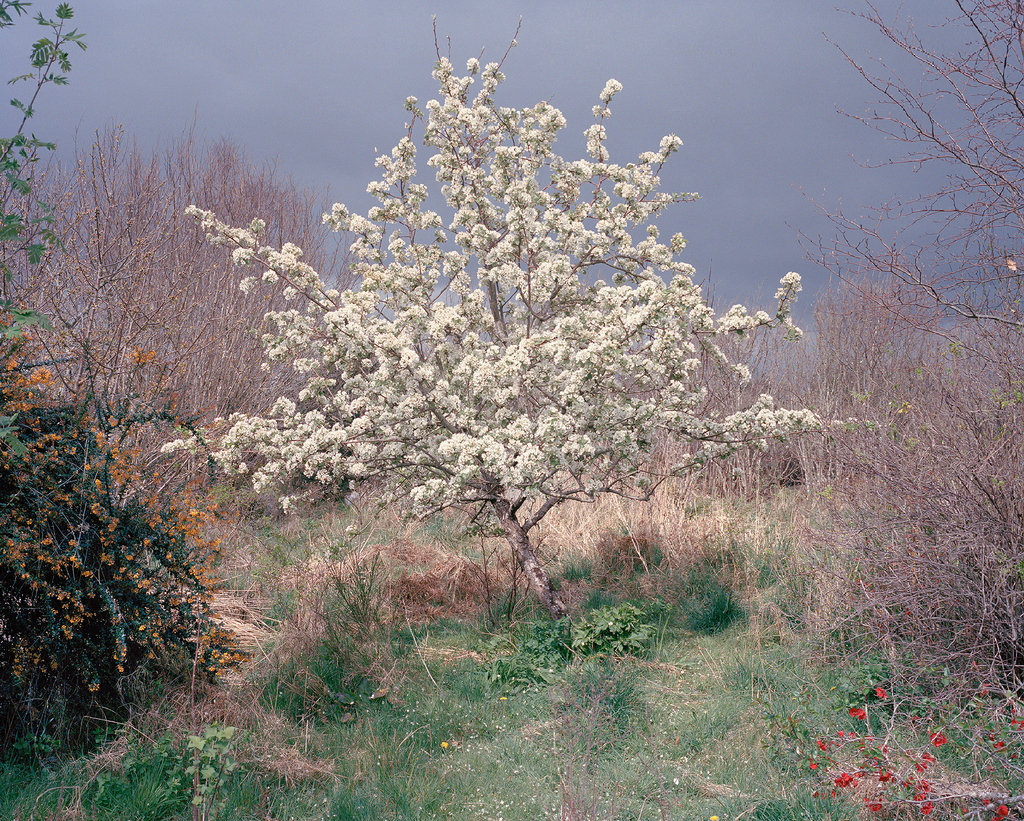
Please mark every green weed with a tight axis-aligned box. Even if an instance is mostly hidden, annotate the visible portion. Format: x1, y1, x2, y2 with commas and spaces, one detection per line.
571, 602, 657, 658
752, 793, 855, 821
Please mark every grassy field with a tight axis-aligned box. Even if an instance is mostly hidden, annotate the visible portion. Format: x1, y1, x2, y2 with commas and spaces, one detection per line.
2, 483, 1018, 821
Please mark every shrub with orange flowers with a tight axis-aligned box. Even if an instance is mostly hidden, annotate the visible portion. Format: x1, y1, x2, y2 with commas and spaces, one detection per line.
0, 334, 245, 754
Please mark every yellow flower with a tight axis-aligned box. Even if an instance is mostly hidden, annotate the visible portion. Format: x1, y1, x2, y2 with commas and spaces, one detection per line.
710, 816, 719, 820
441, 741, 448, 749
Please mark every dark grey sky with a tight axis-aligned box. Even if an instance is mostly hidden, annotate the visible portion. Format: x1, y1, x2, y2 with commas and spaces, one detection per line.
6, 0, 955, 320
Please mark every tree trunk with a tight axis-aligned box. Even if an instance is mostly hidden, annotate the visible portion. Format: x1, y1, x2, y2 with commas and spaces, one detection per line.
491, 497, 567, 621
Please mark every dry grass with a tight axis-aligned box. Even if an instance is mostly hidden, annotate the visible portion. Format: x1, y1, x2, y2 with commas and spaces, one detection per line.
0, 479, 841, 821
536, 478, 784, 567
206, 477, 826, 656
81, 668, 338, 791
210, 591, 275, 652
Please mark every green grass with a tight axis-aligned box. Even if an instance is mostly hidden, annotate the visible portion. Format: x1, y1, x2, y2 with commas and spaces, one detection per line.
0, 642, 840, 821
558, 556, 594, 583
0, 620, 822, 821
12, 489, 1017, 820
0, 506, 898, 821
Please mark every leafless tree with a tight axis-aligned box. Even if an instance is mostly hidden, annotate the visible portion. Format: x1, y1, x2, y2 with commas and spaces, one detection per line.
817, 0, 1024, 345
12, 123, 353, 424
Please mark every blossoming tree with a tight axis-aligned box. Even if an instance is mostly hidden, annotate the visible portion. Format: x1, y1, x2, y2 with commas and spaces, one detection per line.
186, 47, 817, 619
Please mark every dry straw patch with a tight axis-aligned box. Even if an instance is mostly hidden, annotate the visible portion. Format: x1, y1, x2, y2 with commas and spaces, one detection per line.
270, 537, 497, 625
209, 502, 504, 633
80, 674, 336, 791
538, 476, 815, 576
183, 680, 337, 785
210, 591, 274, 652
536, 477, 709, 566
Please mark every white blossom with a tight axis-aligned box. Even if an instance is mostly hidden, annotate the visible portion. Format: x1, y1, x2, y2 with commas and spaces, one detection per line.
599, 79, 623, 104
187, 54, 816, 532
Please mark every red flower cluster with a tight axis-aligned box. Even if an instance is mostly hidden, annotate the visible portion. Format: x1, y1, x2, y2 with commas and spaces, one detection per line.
930, 732, 947, 747
850, 707, 867, 721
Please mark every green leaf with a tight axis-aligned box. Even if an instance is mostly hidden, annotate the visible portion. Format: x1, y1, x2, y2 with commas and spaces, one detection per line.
0, 418, 27, 456
7, 175, 30, 194
3, 307, 51, 335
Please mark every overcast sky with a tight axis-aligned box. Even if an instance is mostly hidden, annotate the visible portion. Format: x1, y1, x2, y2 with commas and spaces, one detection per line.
5, 0, 959, 320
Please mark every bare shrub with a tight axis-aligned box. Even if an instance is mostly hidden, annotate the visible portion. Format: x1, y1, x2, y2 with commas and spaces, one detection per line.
815, 1, 1024, 336
479, 535, 530, 628
776, 276, 946, 492
820, 337, 1024, 691
12, 123, 352, 425
794, 2, 1024, 695
783, 286, 1024, 694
